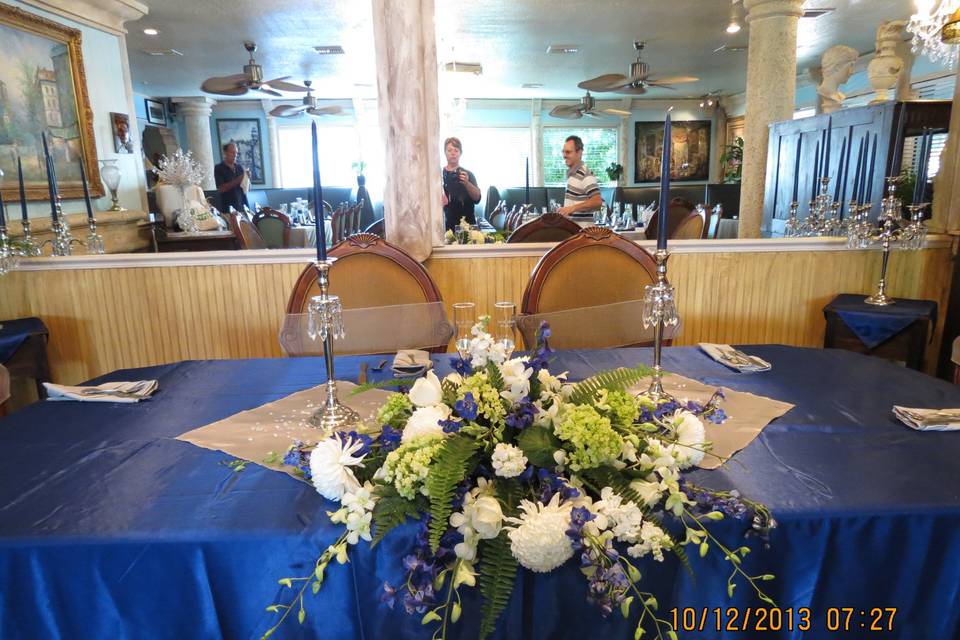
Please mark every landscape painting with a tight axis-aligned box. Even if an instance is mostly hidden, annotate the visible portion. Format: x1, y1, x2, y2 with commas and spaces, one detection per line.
0, 5, 102, 203
634, 120, 712, 183
216, 118, 265, 184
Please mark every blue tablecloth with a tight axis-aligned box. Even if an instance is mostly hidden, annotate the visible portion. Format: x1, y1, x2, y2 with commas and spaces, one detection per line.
0, 317, 47, 363
0, 347, 959, 639
823, 294, 938, 349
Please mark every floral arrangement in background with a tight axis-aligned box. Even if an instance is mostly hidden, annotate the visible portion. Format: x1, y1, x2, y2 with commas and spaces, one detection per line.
153, 148, 206, 189
445, 217, 505, 245
262, 322, 776, 639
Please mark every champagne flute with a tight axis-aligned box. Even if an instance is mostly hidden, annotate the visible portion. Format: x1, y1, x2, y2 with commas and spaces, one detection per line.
493, 301, 517, 360
453, 302, 476, 359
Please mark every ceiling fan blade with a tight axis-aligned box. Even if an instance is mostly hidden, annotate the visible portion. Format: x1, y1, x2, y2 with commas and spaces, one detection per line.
613, 86, 647, 95
257, 86, 284, 97
308, 105, 344, 116
549, 105, 583, 119
577, 74, 629, 92
583, 111, 602, 119
201, 74, 249, 94
643, 82, 679, 91
601, 107, 632, 117
647, 75, 699, 85
265, 78, 309, 92
269, 104, 312, 117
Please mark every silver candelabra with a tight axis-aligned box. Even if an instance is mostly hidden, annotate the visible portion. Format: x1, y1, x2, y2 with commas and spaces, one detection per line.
641, 249, 679, 400
0, 222, 20, 275
784, 176, 843, 237
848, 177, 928, 306
306, 258, 360, 433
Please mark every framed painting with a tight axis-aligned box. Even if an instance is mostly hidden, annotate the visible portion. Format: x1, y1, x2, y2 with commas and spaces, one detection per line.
634, 120, 712, 183
111, 112, 133, 154
216, 118, 265, 184
0, 4, 103, 202
144, 99, 166, 126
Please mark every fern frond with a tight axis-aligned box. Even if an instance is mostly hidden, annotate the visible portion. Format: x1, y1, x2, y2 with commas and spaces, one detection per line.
371, 485, 425, 547
583, 466, 644, 506
673, 542, 696, 580
485, 361, 505, 391
568, 365, 655, 405
425, 435, 479, 553
349, 378, 415, 396
478, 531, 518, 639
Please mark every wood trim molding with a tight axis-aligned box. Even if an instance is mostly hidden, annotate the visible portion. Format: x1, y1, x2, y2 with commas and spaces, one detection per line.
18, 0, 148, 36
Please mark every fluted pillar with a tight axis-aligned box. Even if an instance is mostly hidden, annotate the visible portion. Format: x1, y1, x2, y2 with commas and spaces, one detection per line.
172, 97, 217, 190
531, 99, 544, 187
931, 65, 960, 234
371, 0, 443, 261
739, 0, 805, 238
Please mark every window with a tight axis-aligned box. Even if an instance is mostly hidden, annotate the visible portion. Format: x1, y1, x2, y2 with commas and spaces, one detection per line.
276, 125, 358, 188
454, 127, 530, 191
542, 127, 617, 186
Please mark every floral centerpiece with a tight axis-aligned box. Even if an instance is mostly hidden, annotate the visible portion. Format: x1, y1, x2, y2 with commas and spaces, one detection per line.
262, 321, 776, 639
154, 148, 222, 232
445, 217, 505, 245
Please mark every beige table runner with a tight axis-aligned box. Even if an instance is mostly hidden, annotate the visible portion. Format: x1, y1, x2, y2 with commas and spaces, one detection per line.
177, 382, 391, 478
630, 373, 794, 470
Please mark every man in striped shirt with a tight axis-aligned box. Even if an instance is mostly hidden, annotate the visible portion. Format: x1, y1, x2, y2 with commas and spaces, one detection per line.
558, 135, 602, 216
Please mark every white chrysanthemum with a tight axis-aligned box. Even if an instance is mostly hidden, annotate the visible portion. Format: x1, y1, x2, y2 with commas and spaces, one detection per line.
627, 521, 672, 562
310, 435, 367, 501
401, 404, 452, 443
673, 410, 707, 468
499, 358, 533, 404
506, 494, 574, 572
491, 443, 528, 478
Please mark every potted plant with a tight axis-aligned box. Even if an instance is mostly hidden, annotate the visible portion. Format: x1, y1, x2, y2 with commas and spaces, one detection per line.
605, 162, 624, 185
720, 137, 744, 184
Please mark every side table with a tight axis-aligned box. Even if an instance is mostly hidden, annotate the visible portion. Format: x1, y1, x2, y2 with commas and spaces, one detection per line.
0, 318, 52, 400
823, 294, 937, 371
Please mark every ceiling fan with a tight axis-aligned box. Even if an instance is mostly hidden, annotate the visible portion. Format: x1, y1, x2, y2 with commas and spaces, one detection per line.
548, 92, 631, 119
578, 41, 698, 95
269, 81, 343, 118
201, 42, 308, 97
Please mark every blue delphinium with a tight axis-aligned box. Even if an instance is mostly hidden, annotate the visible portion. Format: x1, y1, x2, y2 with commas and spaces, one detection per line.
454, 392, 479, 421
527, 322, 554, 374
450, 355, 473, 376
538, 468, 580, 504
378, 425, 402, 452
282, 441, 312, 479
505, 398, 538, 430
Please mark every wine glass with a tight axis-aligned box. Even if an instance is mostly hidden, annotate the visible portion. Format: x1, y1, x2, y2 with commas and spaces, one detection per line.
493, 301, 517, 360
452, 302, 476, 359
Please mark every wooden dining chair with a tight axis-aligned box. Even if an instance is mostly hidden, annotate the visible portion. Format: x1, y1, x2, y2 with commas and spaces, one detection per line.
285, 233, 451, 354
253, 208, 293, 249
330, 205, 347, 244
519, 226, 659, 349
672, 207, 707, 240
645, 197, 695, 242
507, 213, 581, 243
226, 212, 267, 250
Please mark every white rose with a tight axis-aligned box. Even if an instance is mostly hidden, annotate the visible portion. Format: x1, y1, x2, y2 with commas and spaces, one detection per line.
408, 371, 443, 407
673, 410, 707, 468
401, 404, 452, 443
470, 495, 504, 539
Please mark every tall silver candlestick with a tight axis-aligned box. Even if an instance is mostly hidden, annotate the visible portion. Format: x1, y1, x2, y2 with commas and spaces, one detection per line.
307, 258, 360, 433
0, 224, 18, 275
18, 219, 41, 257
85, 217, 105, 255
50, 197, 73, 257
642, 249, 679, 400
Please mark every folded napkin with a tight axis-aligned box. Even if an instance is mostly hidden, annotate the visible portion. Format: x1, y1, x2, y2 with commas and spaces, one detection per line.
392, 349, 433, 375
44, 380, 158, 403
893, 406, 960, 432
699, 343, 771, 372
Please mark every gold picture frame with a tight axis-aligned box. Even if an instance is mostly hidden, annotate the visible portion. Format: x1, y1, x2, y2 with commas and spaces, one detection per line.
0, 3, 103, 202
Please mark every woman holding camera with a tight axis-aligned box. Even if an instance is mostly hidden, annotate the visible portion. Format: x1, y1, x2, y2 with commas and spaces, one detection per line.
441, 137, 481, 231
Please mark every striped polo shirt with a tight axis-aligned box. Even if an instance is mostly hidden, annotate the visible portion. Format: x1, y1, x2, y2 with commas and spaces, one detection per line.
563, 162, 600, 210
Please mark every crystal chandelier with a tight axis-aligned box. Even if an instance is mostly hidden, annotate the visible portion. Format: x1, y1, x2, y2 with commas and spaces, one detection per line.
907, 0, 960, 69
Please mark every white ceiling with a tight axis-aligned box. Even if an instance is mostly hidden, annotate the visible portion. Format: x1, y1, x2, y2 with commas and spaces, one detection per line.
126, 0, 921, 102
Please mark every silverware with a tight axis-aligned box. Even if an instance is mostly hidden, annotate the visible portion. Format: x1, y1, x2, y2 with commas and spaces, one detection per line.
372, 359, 388, 371
79, 388, 143, 398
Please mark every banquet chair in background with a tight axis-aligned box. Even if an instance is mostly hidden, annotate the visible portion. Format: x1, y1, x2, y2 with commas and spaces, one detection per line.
330, 204, 349, 244
253, 208, 293, 249
226, 213, 267, 250
672, 206, 707, 240
518, 226, 661, 349
284, 233, 453, 356
645, 197, 697, 241
507, 213, 581, 243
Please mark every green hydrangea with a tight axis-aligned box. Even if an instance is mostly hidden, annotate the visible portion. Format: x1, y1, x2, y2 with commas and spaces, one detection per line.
594, 389, 640, 428
381, 436, 444, 499
377, 392, 414, 429
554, 404, 624, 471
459, 371, 506, 425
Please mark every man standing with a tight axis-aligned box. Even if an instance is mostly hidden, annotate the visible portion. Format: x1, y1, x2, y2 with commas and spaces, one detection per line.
557, 135, 602, 216
215, 142, 248, 213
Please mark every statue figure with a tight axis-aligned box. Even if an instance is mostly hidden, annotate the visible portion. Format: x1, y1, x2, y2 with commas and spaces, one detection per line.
868, 20, 907, 103
817, 45, 859, 113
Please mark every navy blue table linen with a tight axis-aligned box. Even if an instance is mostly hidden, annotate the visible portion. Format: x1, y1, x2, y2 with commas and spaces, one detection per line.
823, 294, 937, 349
0, 317, 47, 363
0, 347, 958, 639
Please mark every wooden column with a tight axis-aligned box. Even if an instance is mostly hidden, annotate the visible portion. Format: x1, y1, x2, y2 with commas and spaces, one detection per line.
371, 0, 443, 261
531, 99, 544, 187
739, 0, 805, 238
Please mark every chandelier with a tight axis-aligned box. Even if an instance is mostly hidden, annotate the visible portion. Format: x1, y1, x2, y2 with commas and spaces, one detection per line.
906, 0, 960, 69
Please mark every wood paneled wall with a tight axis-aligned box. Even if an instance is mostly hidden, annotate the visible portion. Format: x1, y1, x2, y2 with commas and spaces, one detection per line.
0, 246, 951, 385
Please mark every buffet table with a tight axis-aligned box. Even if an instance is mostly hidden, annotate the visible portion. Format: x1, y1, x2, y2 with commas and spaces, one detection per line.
0, 346, 957, 639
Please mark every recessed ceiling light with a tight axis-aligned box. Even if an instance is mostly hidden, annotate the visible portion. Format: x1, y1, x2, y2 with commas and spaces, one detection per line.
522, 83, 543, 89
143, 28, 159, 36
546, 45, 579, 54
314, 45, 345, 55
444, 62, 482, 75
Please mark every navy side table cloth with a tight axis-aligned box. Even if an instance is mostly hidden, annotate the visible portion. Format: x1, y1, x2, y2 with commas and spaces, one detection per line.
823, 294, 937, 350
0, 347, 958, 639
0, 317, 48, 363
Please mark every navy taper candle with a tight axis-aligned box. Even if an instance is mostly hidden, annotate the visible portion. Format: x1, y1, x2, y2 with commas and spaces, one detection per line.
79, 159, 94, 221
311, 121, 326, 261
657, 113, 671, 251
17, 156, 27, 222
791, 134, 802, 202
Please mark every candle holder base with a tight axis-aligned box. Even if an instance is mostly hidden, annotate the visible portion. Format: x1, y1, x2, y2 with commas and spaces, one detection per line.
644, 367, 674, 403
864, 292, 894, 306
308, 383, 361, 435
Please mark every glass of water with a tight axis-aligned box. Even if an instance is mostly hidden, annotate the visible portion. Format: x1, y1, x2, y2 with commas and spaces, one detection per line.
493, 301, 517, 359
452, 302, 476, 359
